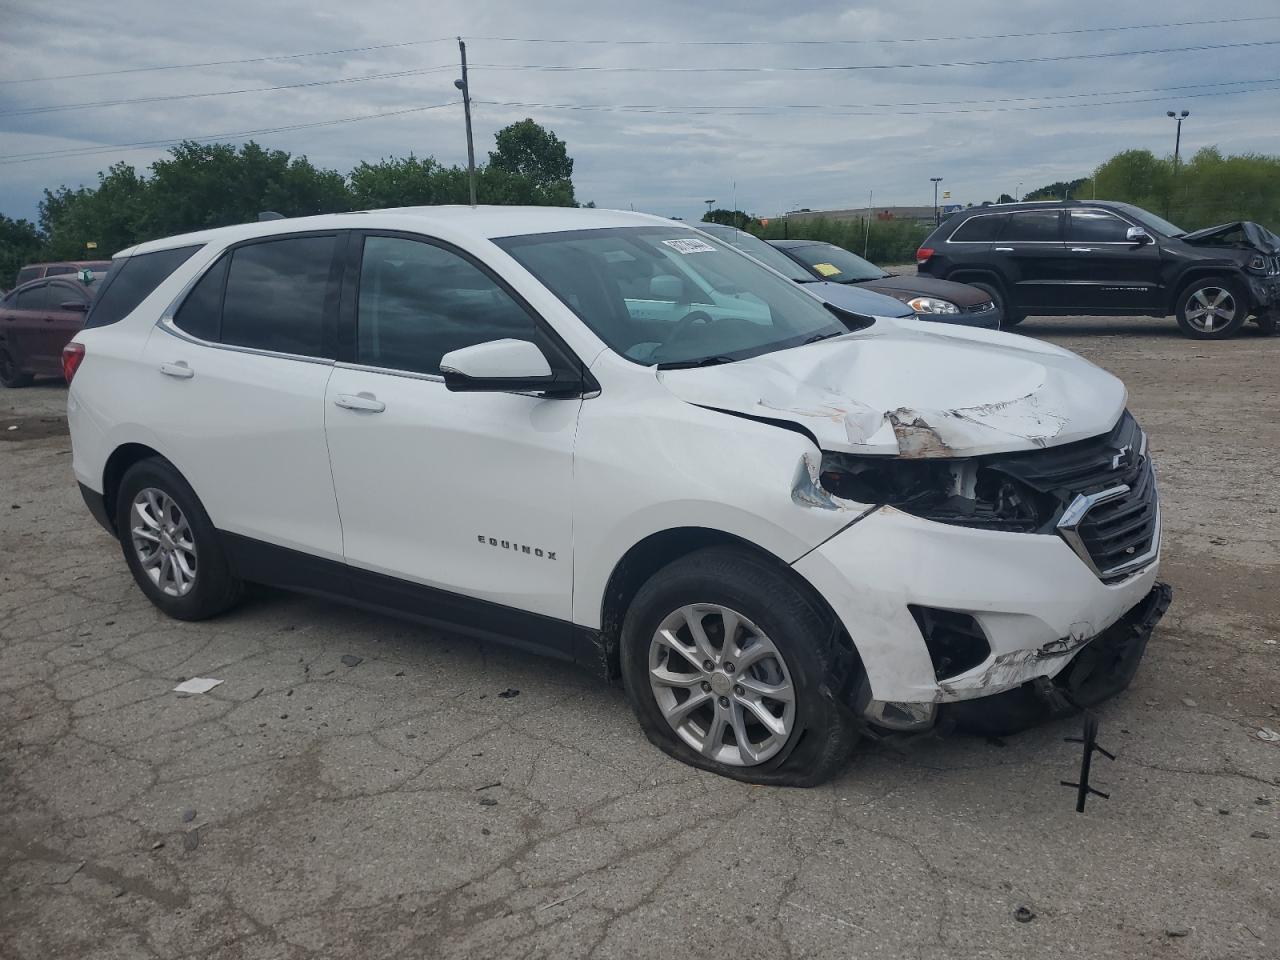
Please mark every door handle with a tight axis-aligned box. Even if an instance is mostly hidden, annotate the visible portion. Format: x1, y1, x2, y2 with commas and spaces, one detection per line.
1071, 247, 1093, 252
333, 392, 385, 413
159, 361, 194, 379
995, 247, 1013, 252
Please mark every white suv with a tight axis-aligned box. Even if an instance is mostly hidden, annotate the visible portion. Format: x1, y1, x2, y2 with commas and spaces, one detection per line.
65, 207, 1170, 786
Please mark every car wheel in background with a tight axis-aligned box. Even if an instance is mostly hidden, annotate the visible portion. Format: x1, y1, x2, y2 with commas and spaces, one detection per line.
115, 457, 243, 620
967, 281, 1024, 328
620, 546, 859, 786
1175, 277, 1248, 340
0, 347, 34, 388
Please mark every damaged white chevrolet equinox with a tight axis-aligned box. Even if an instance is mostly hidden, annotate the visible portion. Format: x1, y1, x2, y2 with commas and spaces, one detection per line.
66, 207, 1171, 786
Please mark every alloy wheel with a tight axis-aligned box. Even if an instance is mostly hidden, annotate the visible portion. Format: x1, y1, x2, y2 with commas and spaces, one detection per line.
1184, 286, 1237, 333
130, 487, 198, 597
648, 603, 796, 766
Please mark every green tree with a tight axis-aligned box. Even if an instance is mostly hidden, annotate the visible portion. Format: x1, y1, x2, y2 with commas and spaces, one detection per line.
1024, 177, 1089, 201
39, 163, 149, 260
349, 155, 449, 208
0, 214, 42, 288
487, 119, 576, 204
701, 208, 759, 229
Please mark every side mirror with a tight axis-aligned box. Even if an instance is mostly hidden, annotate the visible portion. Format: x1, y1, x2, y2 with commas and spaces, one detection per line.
649, 274, 684, 301
1126, 226, 1153, 245
440, 339, 558, 394
60, 300, 90, 312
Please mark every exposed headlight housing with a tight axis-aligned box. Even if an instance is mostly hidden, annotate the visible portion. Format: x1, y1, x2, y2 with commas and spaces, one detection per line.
818, 452, 1055, 532
906, 296, 960, 314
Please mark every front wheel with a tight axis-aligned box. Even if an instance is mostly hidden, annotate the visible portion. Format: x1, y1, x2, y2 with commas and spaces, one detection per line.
620, 546, 859, 786
1175, 277, 1248, 339
966, 281, 1024, 328
115, 458, 243, 620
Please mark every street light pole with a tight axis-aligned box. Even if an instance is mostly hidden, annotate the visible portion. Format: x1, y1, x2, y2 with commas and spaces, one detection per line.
930, 177, 943, 225
455, 38, 476, 207
704, 199, 716, 220
1165, 109, 1189, 218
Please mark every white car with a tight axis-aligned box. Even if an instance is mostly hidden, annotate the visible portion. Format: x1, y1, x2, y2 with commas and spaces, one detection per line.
64, 206, 1170, 786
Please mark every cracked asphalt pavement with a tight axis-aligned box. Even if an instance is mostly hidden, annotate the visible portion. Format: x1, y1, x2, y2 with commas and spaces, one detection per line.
2, 316, 1278, 959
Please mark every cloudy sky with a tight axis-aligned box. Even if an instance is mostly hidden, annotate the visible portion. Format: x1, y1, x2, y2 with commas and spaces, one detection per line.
2, 0, 1278, 226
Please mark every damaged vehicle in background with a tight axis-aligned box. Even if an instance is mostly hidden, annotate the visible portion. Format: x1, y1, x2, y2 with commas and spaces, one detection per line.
66, 206, 1169, 786
917, 200, 1280, 339
695, 221, 952, 327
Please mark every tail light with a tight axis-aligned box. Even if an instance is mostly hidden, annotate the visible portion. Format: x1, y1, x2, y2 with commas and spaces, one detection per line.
915, 247, 935, 265
62, 342, 85, 383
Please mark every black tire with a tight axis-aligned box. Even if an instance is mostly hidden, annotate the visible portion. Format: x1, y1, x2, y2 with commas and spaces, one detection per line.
115, 457, 243, 621
620, 546, 860, 787
966, 281, 1024, 328
0, 347, 34, 388
1174, 276, 1248, 340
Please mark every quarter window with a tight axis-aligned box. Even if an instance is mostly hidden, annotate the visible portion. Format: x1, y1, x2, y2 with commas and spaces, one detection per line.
356, 236, 535, 375
950, 214, 1006, 242
1068, 210, 1133, 243
173, 255, 229, 342
220, 235, 338, 357
1001, 211, 1061, 242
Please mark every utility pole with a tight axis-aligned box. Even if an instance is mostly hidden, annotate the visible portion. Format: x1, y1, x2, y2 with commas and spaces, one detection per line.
863, 189, 873, 258
930, 177, 943, 226
455, 38, 477, 207
1165, 109, 1189, 218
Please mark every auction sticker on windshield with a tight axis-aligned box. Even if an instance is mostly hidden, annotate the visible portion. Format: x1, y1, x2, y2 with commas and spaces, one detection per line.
662, 238, 717, 254
813, 263, 841, 277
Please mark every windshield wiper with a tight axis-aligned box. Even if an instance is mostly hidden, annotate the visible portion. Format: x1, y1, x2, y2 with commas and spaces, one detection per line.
655, 355, 737, 370
802, 331, 844, 345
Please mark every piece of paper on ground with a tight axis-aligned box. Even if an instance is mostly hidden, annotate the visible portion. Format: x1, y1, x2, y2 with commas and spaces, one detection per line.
173, 677, 223, 694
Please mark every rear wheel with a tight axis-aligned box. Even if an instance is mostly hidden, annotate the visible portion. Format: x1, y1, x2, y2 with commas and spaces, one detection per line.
620, 546, 859, 786
966, 281, 1024, 328
115, 458, 242, 620
0, 347, 33, 388
1175, 276, 1248, 339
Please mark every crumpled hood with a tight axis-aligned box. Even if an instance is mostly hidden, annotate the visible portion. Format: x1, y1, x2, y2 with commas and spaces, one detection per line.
1181, 220, 1280, 254
656, 321, 1127, 457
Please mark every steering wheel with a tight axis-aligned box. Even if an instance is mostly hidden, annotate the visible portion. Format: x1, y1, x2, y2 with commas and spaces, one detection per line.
653, 309, 716, 361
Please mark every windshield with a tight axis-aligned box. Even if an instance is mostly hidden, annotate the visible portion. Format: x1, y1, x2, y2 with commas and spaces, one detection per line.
1112, 203, 1185, 238
694, 222, 814, 282
779, 242, 888, 283
497, 227, 849, 367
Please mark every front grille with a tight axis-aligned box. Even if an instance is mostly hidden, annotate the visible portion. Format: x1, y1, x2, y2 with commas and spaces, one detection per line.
987, 412, 1160, 581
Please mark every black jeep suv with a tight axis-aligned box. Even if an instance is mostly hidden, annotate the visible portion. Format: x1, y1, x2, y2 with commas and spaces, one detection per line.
916, 200, 1280, 340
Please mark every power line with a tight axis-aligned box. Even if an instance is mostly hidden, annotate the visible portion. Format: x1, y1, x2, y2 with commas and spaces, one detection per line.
476, 84, 1279, 118
471, 39, 1280, 73
2, 15, 1274, 86
0, 37, 455, 86
0, 64, 457, 118
470, 15, 1280, 46
476, 77, 1280, 116
0, 101, 460, 165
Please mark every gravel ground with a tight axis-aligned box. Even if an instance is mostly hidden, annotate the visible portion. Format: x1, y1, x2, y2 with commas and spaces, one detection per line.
1, 316, 1277, 959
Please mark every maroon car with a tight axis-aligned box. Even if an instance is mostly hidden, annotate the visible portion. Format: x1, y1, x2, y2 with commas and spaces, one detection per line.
0, 276, 99, 387
13, 259, 112, 287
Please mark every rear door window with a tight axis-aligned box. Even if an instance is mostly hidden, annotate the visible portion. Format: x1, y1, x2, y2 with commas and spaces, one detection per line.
950, 214, 1006, 242
15, 267, 41, 285
85, 245, 201, 329
1000, 211, 1062, 242
44, 265, 75, 277
1067, 210, 1133, 243
49, 281, 87, 309
220, 235, 340, 358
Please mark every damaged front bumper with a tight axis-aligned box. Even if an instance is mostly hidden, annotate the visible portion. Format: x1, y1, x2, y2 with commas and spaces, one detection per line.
942, 581, 1172, 736
793, 500, 1167, 733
